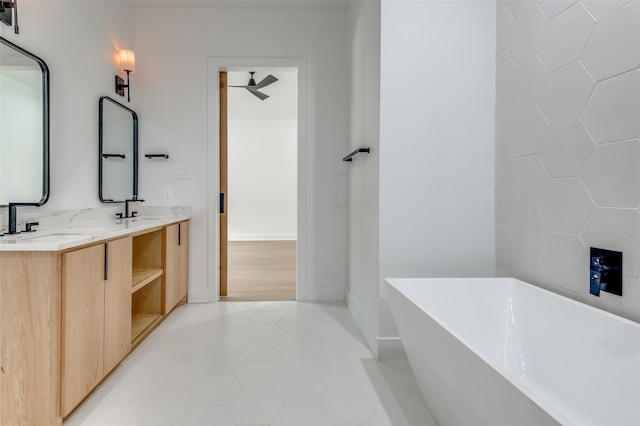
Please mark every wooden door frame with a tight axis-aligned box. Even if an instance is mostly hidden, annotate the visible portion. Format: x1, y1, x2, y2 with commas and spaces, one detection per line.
219, 71, 228, 296
207, 57, 307, 302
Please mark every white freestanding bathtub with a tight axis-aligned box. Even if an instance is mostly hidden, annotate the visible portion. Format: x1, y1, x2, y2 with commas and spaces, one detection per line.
386, 277, 640, 426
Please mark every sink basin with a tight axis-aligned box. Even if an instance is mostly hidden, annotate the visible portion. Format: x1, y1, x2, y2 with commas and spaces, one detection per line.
130, 216, 165, 221
22, 231, 94, 243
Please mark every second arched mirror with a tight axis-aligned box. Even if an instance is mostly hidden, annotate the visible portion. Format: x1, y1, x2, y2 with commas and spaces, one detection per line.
99, 96, 138, 202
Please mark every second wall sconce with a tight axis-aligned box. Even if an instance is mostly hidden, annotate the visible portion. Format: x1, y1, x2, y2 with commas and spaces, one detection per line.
115, 49, 135, 102
0, 0, 19, 34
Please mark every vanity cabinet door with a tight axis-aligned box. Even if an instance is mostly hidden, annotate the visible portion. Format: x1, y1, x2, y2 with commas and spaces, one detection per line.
61, 244, 105, 416
61, 237, 132, 417
178, 221, 189, 302
103, 237, 132, 375
0, 252, 61, 426
164, 221, 189, 313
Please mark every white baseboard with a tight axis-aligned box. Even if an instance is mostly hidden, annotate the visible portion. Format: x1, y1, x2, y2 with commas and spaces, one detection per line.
188, 287, 213, 303
347, 291, 407, 361
302, 285, 345, 302
228, 234, 297, 241
378, 337, 406, 361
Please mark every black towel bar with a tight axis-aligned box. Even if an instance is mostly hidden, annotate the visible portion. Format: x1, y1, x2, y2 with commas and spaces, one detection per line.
343, 147, 370, 162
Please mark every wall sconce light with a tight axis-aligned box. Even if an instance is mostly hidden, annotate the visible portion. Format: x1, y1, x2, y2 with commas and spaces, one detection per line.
115, 49, 135, 102
0, 0, 19, 34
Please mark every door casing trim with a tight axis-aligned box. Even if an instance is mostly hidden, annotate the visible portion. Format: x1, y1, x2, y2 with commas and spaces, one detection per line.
207, 57, 307, 302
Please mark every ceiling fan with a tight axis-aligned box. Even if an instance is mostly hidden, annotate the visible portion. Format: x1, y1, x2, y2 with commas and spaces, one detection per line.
229, 71, 278, 101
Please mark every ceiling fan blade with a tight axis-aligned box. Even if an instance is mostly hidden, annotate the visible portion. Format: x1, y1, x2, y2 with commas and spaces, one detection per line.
246, 87, 269, 101
229, 85, 247, 88
254, 74, 278, 90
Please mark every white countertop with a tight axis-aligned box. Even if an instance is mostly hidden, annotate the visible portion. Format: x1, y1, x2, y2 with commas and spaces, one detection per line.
0, 215, 190, 252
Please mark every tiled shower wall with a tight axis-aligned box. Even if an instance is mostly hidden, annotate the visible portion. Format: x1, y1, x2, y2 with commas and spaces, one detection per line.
496, 0, 640, 322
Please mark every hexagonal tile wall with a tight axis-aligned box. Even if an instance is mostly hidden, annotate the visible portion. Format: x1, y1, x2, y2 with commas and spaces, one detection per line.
497, 5, 515, 52
537, 0, 576, 20
496, 51, 515, 94
538, 120, 595, 178
581, 139, 640, 208
506, 6, 549, 65
507, 250, 548, 286
539, 233, 589, 293
495, 94, 516, 140
510, 156, 549, 204
495, 179, 516, 225
581, 208, 640, 278
507, 55, 548, 109
582, 0, 633, 19
495, 138, 514, 181
538, 3, 595, 71
582, 69, 640, 144
505, 105, 549, 156
538, 61, 595, 125
506, 204, 549, 254
505, 1, 537, 19
497, 0, 640, 323
582, 1, 640, 81
538, 178, 594, 234
496, 224, 512, 269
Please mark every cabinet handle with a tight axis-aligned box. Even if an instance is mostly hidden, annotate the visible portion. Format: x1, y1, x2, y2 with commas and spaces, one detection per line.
178, 223, 181, 246
104, 243, 109, 281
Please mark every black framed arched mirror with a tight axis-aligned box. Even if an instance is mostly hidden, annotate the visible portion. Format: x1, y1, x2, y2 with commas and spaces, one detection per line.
0, 36, 50, 207
99, 96, 138, 202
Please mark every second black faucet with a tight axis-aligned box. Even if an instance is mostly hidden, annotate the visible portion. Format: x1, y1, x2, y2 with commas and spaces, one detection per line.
122, 198, 144, 219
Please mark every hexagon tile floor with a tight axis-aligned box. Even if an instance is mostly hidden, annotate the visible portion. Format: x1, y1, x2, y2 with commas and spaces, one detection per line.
63, 301, 439, 426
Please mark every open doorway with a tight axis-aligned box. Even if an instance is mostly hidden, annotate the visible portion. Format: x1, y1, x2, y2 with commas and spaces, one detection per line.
219, 68, 298, 301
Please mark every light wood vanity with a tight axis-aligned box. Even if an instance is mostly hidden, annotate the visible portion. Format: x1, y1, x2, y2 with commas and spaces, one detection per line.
0, 219, 189, 425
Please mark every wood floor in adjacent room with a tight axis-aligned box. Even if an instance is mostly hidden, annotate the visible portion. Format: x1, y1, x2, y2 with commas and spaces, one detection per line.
223, 240, 296, 301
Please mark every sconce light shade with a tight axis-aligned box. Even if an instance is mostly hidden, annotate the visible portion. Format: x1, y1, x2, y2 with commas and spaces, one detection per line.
119, 49, 136, 74
115, 49, 135, 102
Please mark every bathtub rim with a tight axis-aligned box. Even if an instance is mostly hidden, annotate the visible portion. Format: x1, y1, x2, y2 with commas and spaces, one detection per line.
386, 276, 640, 426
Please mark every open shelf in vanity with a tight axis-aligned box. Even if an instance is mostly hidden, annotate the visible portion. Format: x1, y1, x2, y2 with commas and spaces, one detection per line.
131, 229, 164, 346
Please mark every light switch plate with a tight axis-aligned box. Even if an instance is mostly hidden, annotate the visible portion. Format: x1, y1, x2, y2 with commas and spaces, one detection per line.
173, 167, 191, 179
163, 189, 173, 202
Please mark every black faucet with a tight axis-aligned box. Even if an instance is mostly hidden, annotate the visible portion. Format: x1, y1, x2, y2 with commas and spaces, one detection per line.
5, 202, 39, 235
123, 198, 144, 219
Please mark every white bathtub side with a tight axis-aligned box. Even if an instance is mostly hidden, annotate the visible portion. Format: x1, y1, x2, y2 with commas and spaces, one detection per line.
387, 277, 640, 426
386, 278, 563, 426
509, 279, 640, 426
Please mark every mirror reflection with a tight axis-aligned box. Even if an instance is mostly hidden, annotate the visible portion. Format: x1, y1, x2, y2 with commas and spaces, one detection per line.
99, 96, 137, 202
0, 37, 49, 206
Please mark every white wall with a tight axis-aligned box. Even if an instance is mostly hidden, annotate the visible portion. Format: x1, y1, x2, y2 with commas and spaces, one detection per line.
380, 0, 496, 274
379, 0, 496, 338
346, 0, 382, 356
496, 0, 640, 323
133, 3, 349, 301
0, 0, 135, 210
347, 0, 496, 359
227, 118, 297, 240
